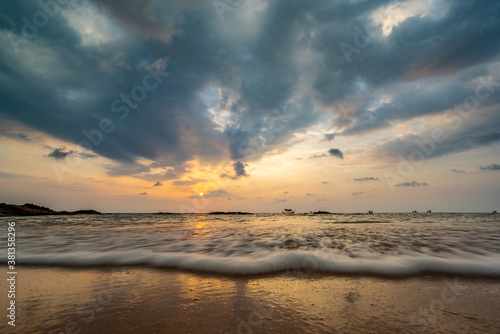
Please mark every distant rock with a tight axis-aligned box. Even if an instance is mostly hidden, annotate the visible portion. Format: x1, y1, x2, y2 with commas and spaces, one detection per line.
208, 211, 253, 215
72, 210, 102, 215
0, 203, 102, 217
313, 211, 332, 214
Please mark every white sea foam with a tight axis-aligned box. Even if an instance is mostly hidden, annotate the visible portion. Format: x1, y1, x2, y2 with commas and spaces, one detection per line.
9, 250, 500, 277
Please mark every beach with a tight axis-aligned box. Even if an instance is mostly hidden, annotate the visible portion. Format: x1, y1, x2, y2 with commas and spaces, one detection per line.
1, 267, 499, 333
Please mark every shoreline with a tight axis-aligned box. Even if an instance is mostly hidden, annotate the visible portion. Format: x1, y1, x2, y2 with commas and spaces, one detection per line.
6, 264, 500, 280
1, 266, 499, 333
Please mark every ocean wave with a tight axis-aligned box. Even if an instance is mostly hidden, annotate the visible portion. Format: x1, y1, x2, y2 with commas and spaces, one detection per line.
9, 250, 500, 277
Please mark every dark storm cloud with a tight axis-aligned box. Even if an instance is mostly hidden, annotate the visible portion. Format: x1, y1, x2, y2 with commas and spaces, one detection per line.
341, 71, 500, 136
88, 0, 178, 42
479, 164, 500, 171
368, 113, 500, 163
1, 0, 500, 180
328, 148, 344, 159
397, 181, 428, 187
312, 0, 500, 138
153, 181, 162, 187
0, 0, 229, 177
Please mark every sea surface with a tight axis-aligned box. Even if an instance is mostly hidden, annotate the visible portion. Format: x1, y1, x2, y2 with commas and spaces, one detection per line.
2, 213, 500, 277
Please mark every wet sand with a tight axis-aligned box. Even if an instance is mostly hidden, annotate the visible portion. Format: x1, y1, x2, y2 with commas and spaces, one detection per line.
1, 267, 499, 333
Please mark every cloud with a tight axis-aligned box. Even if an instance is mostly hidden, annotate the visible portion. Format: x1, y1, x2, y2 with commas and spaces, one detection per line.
367, 125, 500, 164
221, 162, 248, 180
138, 192, 148, 195
48, 148, 74, 160
396, 181, 429, 187
320, 2, 500, 136
189, 189, 229, 199
105, 163, 151, 177
328, 148, 344, 159
351, 191, 365, 197
1, 0, 500, 184
310, 153, 327, 159
88, 0, 179, 42
153, 181, 163, 187
172, 178, 206, 186
323, 133, 336, 142
449, 169, 466, 174
284, 191, 289, 194
305, 193, 315, 196
321, 181, 329, 184
233, 161, 248, 177
317, 199, 326, 202
0, 171, 31, 179
479, 163, 500, 171
1, 131, 31, 142
354, 177, 379, 182
47, 147, 98, 160
275, 199, 287, 203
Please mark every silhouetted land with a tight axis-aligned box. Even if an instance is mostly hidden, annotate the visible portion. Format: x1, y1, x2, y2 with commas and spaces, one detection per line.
0, 203, 101, 217
208, 211, 253, 215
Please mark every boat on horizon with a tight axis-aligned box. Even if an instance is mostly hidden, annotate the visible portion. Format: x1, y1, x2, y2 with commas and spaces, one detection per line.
282, 208, 295, 214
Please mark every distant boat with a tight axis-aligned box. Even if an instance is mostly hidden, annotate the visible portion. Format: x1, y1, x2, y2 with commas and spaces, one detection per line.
282, 208, 295, 214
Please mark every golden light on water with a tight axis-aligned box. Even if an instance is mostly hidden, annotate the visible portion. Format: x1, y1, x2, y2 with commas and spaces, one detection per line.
199, 192, 204, 196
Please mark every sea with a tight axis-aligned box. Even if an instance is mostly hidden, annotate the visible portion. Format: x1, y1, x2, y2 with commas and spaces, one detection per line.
2, 213, 500, 277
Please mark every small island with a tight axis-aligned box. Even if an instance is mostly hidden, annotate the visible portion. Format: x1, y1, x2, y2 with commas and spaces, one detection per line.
208, 211, 253, 215
0, 203, 101, 217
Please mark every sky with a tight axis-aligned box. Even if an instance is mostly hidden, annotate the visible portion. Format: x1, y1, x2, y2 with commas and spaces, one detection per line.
0, 0, 499, 213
